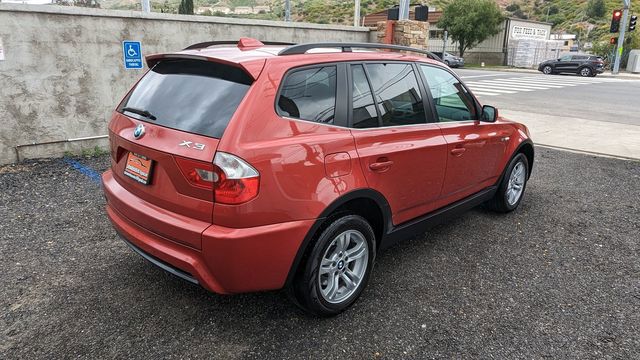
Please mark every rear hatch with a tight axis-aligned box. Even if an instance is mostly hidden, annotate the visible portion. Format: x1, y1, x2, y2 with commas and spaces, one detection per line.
108, 58, 254, 249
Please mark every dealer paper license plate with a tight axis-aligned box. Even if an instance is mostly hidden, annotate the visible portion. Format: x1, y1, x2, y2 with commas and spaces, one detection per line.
124, 152, 153, 185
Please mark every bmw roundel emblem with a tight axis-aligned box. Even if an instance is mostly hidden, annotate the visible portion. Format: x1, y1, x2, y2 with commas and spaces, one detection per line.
133, 124, 145, 139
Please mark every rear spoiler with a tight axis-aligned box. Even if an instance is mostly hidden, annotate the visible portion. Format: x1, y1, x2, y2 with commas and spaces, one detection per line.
145, 53, 265, 80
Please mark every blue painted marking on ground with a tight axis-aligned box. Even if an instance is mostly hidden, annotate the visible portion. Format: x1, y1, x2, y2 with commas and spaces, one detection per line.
63, 158, 101, 184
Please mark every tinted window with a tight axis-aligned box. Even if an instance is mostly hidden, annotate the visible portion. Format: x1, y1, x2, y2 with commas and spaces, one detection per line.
120, 59, 252, 138
277, 66, 337, 124
420, 65, 477, 122
366, 63, 426, 126
572, 55, 588, 60
559, 55, 572, 61
351, 64, 379, 128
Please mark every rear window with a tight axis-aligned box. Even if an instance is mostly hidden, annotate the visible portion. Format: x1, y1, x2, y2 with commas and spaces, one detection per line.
119, 59, 252, 138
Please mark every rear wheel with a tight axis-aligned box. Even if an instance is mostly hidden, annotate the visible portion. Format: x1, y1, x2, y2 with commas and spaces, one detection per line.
542, 65, 553, 75
485, 153, 529, 213
290, 215, 375, 316
579, 67, 593, 77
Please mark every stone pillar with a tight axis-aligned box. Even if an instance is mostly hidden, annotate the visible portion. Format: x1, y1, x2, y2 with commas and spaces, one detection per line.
376, 20, 429, 50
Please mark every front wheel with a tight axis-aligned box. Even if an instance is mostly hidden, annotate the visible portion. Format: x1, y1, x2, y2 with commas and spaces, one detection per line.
542, 65, 553, 75
485, 153, 529, 213
290, 215, 376, 316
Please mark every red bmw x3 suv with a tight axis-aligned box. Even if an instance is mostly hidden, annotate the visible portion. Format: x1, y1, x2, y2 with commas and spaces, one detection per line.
102, 38, 534, 316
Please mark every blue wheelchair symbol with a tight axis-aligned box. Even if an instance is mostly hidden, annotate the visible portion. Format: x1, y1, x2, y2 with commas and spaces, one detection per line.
122, 41, 143, 70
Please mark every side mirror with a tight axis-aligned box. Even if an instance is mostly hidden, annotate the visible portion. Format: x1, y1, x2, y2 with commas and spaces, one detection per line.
481, 105, 498, 122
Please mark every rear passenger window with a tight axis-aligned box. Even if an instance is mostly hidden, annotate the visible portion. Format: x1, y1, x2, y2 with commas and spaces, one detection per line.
277, 66, 337, 124
351, 64, 379, 128
366, 63, 427, 126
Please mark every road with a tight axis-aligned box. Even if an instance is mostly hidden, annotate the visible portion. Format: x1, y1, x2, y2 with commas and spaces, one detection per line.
451, 68, 640, 159
454, 68, 640, 126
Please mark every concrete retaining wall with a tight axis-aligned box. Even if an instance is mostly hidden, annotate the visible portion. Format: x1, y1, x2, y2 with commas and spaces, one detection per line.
0, 4, 370, 164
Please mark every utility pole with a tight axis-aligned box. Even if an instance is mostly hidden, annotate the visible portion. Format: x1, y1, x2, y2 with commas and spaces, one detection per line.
613, 0, 631, 74
285, 0, 291, 22
546, 6, 550, 22
141, 0, 150, 13
399, 0, 410, 20
354, 0, 361, 27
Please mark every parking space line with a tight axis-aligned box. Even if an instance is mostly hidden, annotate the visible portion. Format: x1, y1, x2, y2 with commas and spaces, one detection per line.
63, 158, 102, 184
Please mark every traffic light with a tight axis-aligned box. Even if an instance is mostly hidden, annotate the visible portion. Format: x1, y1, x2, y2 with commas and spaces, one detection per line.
630, 15, 638, 32
610, 9, 622, 33
610, 37, 618, 45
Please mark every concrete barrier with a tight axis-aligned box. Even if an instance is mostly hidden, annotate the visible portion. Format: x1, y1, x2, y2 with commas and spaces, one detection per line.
0, 4, 371, 164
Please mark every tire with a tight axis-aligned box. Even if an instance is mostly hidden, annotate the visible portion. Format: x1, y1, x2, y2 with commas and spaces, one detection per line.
485, 153, 529, 213
444, 60, 450, 66
542, 65, 553, 75
579, 67, 593, 77
289, 214, 376, 316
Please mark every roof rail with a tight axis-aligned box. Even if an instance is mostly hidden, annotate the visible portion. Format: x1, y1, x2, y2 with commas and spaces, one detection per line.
184, 40, 295, 51
278, 42, 442, 61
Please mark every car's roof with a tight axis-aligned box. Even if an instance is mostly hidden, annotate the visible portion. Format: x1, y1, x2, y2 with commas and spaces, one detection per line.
146, 39, 445, 79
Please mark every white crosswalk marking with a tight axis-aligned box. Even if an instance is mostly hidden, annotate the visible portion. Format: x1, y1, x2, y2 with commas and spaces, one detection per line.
463, 75, 623, 97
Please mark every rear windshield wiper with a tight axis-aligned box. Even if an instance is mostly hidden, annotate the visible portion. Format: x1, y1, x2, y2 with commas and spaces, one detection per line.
122, 106, 157, 121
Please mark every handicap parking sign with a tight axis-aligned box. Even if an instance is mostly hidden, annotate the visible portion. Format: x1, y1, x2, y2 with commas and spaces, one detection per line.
122, 41, 143, 69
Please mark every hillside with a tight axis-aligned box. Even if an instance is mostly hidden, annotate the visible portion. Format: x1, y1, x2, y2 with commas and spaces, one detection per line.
99, 0, 639, 49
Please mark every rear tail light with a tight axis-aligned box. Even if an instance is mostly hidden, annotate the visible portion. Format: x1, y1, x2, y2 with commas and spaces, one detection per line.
212, 152, 260, 204
175, 157, 216, 190
175, 152, 260, 204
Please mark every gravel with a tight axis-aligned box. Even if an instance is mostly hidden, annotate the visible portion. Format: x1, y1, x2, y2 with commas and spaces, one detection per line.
1, 148, 639, 359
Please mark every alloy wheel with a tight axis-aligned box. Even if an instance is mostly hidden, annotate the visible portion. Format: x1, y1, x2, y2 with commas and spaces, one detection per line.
318, 230, 369, 304
506, 161, 526, 206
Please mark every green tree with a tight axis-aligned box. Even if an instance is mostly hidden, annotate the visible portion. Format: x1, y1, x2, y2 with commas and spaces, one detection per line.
437, 0, 504, 57
178, 0, 194, 15
585, 0, 606, 19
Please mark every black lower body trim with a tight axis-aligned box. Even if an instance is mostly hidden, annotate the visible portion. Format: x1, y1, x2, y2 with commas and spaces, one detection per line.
119, 234, 199, 285
380, 186, 497, 250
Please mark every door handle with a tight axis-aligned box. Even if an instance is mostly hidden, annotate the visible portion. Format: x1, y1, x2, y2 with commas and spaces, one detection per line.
450, 148, 466, 156
369, 160, 394, 172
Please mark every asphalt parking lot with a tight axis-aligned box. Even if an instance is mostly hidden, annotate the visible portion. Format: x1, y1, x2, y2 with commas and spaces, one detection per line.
1, 148, 639, 359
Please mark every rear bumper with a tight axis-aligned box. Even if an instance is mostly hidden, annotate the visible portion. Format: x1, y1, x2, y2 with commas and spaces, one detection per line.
102, 169, 314, 294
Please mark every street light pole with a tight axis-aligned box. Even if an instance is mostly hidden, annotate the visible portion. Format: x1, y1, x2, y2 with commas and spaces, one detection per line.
354, 0, 361, 27
613, 0, 631, 74
285, 0, 291, 22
